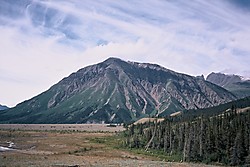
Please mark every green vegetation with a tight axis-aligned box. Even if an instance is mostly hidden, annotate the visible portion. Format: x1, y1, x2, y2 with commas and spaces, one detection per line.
226, 81, 250, 98
123, 107, 250, 166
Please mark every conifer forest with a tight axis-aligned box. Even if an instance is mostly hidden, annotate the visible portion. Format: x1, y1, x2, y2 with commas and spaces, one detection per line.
124, 108, 250, 166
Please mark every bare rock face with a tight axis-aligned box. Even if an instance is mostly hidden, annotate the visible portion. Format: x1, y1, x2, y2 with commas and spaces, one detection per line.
0, 58, 237, 123
207, 72, 250, 98
206, 72, 242, 87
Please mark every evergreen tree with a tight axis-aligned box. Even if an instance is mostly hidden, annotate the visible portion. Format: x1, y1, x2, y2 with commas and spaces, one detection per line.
124, 107, 250, 166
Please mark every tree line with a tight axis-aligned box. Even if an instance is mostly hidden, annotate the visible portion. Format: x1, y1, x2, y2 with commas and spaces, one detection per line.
123, 107, 250, 166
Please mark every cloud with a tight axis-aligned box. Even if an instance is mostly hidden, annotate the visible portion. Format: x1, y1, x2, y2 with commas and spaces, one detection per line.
1, 0, 250, 106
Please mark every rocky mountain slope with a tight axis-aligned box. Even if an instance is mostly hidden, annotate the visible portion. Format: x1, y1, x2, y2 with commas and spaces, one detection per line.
0, 58, 236, 123
207, 72, 250, 98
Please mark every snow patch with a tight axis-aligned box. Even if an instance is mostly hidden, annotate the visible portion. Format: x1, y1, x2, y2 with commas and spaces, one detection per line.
0, 141, 15, 152
124, 88, 132, 110
104, 98, 110, 105
110, 113, 116, 121
240, 76, 250, 81
7, 141, 15, 148
88, 109, 98, 117
104, 84, 117, 105
0, 146, 13, 151
141, 96, 148, 114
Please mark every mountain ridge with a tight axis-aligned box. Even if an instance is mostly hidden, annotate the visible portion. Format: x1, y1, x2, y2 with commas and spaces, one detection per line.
0, 58, 237, 123
0, 104, 8, 111
206, 72, 250, 98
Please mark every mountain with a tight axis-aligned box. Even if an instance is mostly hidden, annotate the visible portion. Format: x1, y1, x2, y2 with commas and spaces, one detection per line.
182, 96, 250, 119
0, 104, 8, 111
206, 72, 250, 98
0, 58, 236, 123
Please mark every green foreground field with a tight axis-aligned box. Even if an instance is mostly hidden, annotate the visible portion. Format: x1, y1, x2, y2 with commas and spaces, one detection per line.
0, 128, 218, 167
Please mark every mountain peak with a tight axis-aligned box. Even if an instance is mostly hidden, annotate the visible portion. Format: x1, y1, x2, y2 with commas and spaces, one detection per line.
128, 61, 163, 70
206, 72, 250, 98
103, 57, 169, 72
0, 60, 237, 124
206, 72, 242, 86
103, 57, 124, 64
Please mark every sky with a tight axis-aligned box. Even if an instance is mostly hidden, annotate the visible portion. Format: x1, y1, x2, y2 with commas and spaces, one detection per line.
1, 0, 250, 107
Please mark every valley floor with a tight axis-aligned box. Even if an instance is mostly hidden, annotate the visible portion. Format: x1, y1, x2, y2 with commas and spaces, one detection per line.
0, 124, 125, 132
0, 125, 218, 167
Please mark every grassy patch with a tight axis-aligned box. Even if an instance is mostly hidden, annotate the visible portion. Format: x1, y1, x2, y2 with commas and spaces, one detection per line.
89, 134, 122, 146
128, 148, 182, 162
90, 133, 182, 162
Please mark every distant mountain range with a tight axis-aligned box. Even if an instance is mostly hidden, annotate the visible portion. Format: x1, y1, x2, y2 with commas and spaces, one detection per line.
182, 96, 250, 119
0, 104, 8, 111
0, 58, 237, 123
206, 72, 250, 98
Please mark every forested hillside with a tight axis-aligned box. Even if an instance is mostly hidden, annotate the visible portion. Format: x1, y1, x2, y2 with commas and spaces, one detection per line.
124, 108, 250, 166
